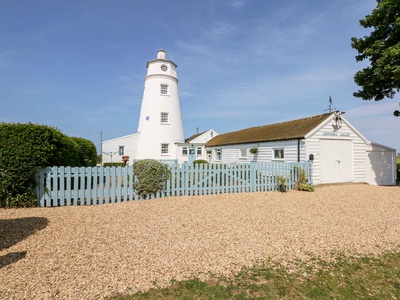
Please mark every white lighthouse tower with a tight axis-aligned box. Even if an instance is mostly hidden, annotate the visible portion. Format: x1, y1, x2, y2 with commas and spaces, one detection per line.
136, 49, 185, 160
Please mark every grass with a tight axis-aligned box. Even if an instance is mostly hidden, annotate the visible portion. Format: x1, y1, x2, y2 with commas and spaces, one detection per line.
107, 250, 400, 300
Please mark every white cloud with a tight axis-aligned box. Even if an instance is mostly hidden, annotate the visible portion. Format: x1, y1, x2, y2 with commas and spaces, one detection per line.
231, 0, 245, 10
202, 22, 236, 41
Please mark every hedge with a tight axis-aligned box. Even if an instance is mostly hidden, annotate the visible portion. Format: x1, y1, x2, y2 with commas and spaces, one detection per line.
71, 137, 97, 167
0, 123, 96, 207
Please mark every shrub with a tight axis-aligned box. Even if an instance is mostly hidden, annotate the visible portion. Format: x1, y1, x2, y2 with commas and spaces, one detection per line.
71, 137, 97, 166
297, 182, 315, 192
132, 159, 171, 197
397, 163, 400, 182
0, 123, 89, 207
294, 166, 314, 192
193, 159, 208, 165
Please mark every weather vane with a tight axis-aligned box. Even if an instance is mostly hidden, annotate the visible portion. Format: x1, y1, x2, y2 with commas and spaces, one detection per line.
325, 96, 336, 113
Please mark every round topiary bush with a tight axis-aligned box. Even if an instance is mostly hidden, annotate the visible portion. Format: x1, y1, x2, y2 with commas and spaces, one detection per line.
132, 159, 171, 197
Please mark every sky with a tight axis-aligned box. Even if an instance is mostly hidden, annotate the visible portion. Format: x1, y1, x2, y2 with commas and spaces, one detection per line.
1, 0, 399, 153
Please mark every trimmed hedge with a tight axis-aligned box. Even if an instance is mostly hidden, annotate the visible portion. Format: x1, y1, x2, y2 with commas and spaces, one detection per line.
193, 159, 208, 165
103, 162, 126, 167
132, 159, 170, 197
0, 123, 96, 207
71, 137, 97, 167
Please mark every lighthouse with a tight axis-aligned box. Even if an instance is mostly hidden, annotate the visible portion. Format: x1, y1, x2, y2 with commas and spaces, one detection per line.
135, 49, 185, 160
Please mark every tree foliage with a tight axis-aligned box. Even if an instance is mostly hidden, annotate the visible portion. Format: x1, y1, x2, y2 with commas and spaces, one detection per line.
132, 159, 171, 197
351, 0, 400, 116
71, 137, 97, 167
0, 123, 97, 207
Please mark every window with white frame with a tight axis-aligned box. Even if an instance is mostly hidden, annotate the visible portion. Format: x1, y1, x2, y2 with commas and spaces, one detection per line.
197, 147, 202, 155
240, 148, 247, 158
119, 146, 125, 156
274, 149, 284, 159
182, 146, 188, 155
160, 84, 168, 95
161, 112, 169, 123
161, 143, 169, 154
215, 148, 222, 161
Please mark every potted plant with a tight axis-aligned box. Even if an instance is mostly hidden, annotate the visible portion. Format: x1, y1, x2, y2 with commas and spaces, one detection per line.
249, 147, 258, 155
276, 175, 287, 192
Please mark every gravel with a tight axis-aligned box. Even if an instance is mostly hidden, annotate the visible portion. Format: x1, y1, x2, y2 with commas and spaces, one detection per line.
1, 184, 400, 299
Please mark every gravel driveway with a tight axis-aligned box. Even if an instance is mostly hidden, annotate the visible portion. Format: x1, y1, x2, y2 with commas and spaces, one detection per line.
1, 184, 400, 299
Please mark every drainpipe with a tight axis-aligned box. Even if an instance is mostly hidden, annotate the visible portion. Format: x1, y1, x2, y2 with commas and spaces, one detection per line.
297, 139, 300, 162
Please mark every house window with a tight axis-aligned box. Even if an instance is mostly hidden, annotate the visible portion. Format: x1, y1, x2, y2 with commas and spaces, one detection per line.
160, 84, 168, 95
182, 147, 188, 155
215, 148, 222, 161
240, 148, 247, 158
161, 112, 169, 123
119, 146, 125, 156
274, 149, 284, 159
161, 143, 169, 154
197, 147, 202, 155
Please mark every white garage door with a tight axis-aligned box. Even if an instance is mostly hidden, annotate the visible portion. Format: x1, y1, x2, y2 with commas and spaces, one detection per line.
320, 139, 353, 183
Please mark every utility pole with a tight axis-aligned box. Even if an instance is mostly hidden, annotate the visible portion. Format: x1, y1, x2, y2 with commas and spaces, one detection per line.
100, 131, 103, 166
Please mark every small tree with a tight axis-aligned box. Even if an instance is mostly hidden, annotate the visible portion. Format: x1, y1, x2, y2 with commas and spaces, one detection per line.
132, 159, 171, 197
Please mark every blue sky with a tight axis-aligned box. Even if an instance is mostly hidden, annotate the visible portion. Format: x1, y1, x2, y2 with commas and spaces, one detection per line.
1, 0, 399, 153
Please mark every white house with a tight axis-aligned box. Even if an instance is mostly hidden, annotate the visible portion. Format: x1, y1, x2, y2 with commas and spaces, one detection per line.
102, 50, 218, 165
176, 129, 218, 164
206, 112, 397, 185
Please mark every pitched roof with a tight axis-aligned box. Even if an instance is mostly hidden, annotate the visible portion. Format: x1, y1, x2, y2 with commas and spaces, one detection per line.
185, 130, 207, 143
206, 113, 333, 147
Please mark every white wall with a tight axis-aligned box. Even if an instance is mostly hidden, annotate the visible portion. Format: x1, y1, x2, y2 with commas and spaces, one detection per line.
366, 143, 396, 185
102, 133, 140, 165
136, 51, 184, 161
305, 116, 368, 184
209, 139, 304, 164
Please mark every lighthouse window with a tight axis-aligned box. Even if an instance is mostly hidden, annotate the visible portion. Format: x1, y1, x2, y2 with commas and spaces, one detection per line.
161, 112, 169, 123
161, 143, 169, 154
160, 84, 168, 95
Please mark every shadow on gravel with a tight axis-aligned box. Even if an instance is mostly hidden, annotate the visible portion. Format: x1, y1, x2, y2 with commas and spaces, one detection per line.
0, 217, 48, 268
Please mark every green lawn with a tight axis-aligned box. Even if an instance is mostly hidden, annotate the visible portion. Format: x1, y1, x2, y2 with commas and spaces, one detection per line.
397, 156, 400, 164
108, 250, 400, 300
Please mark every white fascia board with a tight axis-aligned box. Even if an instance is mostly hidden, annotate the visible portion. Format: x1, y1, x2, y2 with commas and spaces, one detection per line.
368, 141, 397, 152
103, 132, 140, 144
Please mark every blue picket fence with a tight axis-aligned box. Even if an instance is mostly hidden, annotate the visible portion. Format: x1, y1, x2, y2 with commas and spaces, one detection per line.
35, 161, 313, 207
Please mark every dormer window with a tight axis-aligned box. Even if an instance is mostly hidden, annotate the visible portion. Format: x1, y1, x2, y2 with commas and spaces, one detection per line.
161, 84, 168, 95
